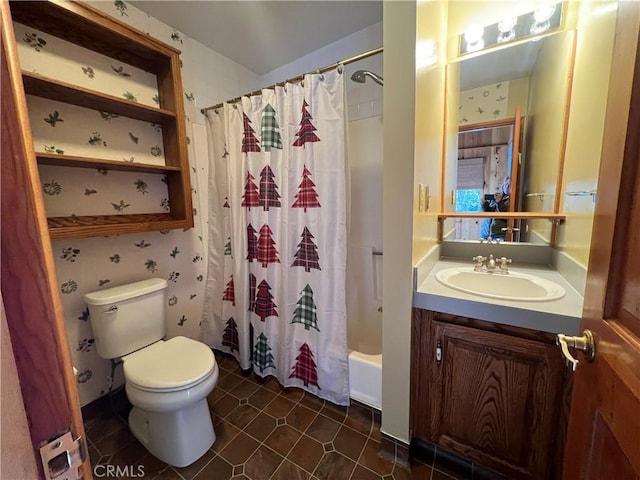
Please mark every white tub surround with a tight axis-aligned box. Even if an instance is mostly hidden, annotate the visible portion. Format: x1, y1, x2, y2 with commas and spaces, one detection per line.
348, 350, 382, 409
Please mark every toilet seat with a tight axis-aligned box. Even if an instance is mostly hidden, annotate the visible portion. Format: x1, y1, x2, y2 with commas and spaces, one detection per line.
123, 336, 215, 392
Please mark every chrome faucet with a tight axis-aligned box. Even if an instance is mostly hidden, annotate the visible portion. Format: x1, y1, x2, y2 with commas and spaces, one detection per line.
471, 254, 512, 274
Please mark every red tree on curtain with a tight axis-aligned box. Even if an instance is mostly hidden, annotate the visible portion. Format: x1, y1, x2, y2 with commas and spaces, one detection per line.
248, 273, 257, 312
222, 276, 235, 306
246, 223, 258, 263
259, 165, 281, 211
292, 226, 321, 272
289, 342, 320, 388
221, 317, 239, 352
254, 279, 278, 322
292, 165, 321, 212
241, 171, 259, 210
257, 224, 280, 268
293, 100, 320, 147
242, 113, 260, 154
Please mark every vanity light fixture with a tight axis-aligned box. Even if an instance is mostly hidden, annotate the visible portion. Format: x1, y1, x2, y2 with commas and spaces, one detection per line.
464, 24, 485, 53
459, 2, 562, 56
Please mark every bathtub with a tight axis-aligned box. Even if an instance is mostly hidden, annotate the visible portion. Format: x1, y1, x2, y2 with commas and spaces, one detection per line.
348, 349, 382, 410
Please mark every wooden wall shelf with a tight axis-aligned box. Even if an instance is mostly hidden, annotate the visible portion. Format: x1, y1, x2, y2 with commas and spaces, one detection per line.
9, 0, 193, 239
36, 152, 181, 174
23, 72, 177, 124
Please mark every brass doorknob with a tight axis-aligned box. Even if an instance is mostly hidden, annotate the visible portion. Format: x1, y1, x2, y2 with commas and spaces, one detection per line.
556, 330, 596, 371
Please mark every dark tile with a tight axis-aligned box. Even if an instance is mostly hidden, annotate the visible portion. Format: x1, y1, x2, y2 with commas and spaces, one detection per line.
272, 460, 310, 480
211, 419, 240, 454
88, 443, 101, 466
288, 434, 324, 473
172, 448, 216, 480
434, 447, 472, 479
320, 402, 348, 423
265, 424, 302, 457
300, 391, 325, 411
432, 469, 461, 480
108, 437, 148, 465
358, 439, 393, 476
279, 386, 305, 403
333, 425, 367, 461
351, 465, 383, 480
219, 431, 260, 466
93, 426, 138, 456
134, 453, 170, 479
306, 414, 341, 443
286, 404, 317, 432
212, 393, 241, 419
371, 423, 382, 443
244, 412, 277, 442
152, 467, 184, 480
373, 409, 382, 428
247, 387, 278, 410
379, 435, 396, 462
259, 375, 284, 393
410, 438, 436, 466
84, 413, 126, 444
230, 379, 260, 399
193, 454, 233, 480
264, 395, 297, 419
218, 372, 244, 392
345, 404, 373, 436
313, 452, 355, 480
225, 403, 260, 430
396, 442, 410, 467
244, 445, 284, 480
207, 386, 226, 406
409, 462, 434, 480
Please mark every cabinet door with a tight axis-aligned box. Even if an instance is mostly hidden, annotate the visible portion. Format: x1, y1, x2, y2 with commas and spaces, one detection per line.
429, 321, 565, 479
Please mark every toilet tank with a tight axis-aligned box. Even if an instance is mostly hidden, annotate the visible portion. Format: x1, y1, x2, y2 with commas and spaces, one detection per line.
84, 278, 168, 359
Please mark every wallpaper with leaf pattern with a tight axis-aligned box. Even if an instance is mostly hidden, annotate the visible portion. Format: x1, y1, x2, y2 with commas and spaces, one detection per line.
13, 1, 257, 406
458, 81, 510, 125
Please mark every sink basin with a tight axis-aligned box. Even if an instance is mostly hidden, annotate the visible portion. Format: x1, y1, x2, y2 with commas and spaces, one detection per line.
435, 267, 565, 301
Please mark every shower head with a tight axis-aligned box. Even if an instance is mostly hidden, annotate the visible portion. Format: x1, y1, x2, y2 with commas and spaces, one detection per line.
350, 70, 384, 86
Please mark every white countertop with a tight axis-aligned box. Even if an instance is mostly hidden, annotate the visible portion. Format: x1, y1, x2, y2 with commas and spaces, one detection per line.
414, 260, 583, 336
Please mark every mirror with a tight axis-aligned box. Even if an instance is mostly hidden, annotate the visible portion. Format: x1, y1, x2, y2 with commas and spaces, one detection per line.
442, 29, 575, 241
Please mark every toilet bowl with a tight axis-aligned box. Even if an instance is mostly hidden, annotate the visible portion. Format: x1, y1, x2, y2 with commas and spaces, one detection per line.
84, 279, 219, 467
121, 336, 218, 467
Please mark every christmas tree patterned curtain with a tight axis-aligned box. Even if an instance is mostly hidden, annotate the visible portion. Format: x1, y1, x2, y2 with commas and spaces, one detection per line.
201, 69, 349, 405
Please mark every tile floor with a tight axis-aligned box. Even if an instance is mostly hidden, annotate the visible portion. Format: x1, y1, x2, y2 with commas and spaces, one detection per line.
84, 350, 465, 480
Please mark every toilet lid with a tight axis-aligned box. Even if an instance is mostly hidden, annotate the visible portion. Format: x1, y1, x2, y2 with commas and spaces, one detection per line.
123, 336, 215, 390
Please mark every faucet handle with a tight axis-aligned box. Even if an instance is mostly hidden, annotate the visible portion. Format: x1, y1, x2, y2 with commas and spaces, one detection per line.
472, 255, 486, 271
498, 256, 512, 273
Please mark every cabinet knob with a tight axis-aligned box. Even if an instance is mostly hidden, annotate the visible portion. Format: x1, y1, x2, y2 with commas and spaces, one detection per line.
556, 330, 596, 371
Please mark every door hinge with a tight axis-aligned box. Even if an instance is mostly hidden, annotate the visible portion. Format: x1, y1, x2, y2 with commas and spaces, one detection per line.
40, 430, 87, 480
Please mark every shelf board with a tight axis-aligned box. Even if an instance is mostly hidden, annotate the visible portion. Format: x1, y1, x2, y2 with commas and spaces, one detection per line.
47, 213, 191, 239
23, 71, 176, 123
36, 152, 181, 174
10, 0, 178, 74
438, 213, 566, 220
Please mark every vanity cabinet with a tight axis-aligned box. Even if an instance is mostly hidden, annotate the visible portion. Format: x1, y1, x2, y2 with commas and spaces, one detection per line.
7, 0, 193, 239
411, 309, 571, 479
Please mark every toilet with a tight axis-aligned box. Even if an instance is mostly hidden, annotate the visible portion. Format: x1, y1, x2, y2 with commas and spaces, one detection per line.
84, 278, 218, 467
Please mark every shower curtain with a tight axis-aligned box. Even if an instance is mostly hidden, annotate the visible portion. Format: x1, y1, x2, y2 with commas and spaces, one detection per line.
201, 69, 349, 405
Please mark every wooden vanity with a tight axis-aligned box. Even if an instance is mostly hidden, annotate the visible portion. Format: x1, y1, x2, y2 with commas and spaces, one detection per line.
411, 308, 572, 479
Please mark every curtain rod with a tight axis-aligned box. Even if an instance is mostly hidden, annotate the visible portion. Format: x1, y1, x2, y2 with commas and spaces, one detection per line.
200, 46, 383, 114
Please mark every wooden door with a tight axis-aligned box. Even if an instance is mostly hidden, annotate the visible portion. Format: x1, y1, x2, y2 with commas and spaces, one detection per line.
1, 4, 91, 479
562, 3, 640, 479
428, 320, 565, 479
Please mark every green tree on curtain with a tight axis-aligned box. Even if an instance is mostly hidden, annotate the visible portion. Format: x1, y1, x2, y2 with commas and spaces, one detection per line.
222, 317, 239, 352
261, 104, 282, 152
291, 284, 320, 331
253, 332, 276, 372
292, 226, 321, 272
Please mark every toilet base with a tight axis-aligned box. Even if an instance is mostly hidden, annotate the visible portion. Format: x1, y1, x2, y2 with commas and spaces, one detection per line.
129, 398, 215, 467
